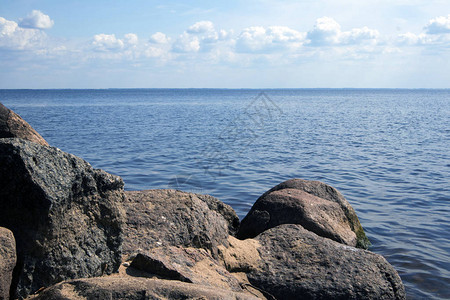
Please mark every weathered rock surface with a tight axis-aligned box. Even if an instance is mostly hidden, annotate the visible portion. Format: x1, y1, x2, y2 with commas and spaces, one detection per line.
218, 236, 261, 273
0, 103, 48, 146
0, 138, 124, 298
237, 224, 405, 300
123, 190, 239, 257
129, 246, 243, 291
28, 276, 260, 300
0, 227, 16, 300
238, 178, 370, 249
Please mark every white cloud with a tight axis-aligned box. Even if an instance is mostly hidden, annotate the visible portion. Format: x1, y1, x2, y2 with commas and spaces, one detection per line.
19, 10, 54, 30
171, 21, 225, 53
397, 32, 427, 45
396, 15, 450, 46
92, 34, 124, 51
0, 17, 47, 50
149, 32, 169, 44
424, 14, 450, 34
307, 17, 341, 45
172, 32, 200, 52
124, 33, 138, 45
396, 31, 450, 46
186, 21, 214, 34
340, 27, 379, 45
307, 17, 379, 46
236, 26, 304, 53
144, 46, 166, 58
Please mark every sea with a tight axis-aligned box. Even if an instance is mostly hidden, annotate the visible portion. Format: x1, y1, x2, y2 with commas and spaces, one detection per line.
1, 89, 449, 299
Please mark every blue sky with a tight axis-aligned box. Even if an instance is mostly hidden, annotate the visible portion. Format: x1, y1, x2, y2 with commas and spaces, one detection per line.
0, 0, 449, 88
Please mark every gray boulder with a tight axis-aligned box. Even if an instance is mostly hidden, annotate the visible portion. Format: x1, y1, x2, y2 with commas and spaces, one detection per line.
28, 276, 260, 300
0, 103, 48, 146
238, 178, 370, 249
0, 138, 124, 298
0, 227, 16, 300
240, 224, 405, 300
123, 190, 239, 257
129, 246, 242, 291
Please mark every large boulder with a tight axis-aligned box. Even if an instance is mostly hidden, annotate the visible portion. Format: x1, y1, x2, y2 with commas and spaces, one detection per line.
0, 227, 16, 300
129, 246, 242, 291
123, 190, 239, 257
0, 103, 48, 146
238, 179, 370, 249
28, 276, 260, 300
225, 224, 405, 300
0, 138, 124, 298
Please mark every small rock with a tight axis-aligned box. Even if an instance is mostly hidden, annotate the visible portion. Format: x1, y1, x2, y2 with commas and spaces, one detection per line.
0, 227, 16, 300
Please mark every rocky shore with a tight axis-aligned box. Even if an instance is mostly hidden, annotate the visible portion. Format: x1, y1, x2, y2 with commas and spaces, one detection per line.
0, 103, 405, 299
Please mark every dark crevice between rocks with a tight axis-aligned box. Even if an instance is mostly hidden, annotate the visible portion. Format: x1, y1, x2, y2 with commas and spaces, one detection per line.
130, 253, 192, 283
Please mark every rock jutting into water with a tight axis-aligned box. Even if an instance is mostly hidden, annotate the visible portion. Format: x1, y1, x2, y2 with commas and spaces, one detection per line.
0, 103, 48, 147
237, 178, 371, 249
0, 104, 405, 300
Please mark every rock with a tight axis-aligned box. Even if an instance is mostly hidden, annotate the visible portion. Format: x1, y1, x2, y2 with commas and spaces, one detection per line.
0, 227, 16, 300
0, 103, 49, 146
28, 276, 260, 300
242, 224, 405, 300
123, 190, 239, 257
218, 236, 261, 273
0, 138, 124, 298
238, 178, 370, 249
129, 246, 242, 291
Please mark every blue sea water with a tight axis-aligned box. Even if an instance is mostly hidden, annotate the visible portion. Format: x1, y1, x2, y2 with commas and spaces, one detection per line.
1, 88, 449, 299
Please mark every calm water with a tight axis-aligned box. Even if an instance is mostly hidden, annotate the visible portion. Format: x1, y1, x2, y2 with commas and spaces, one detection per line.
1, 89, 449, 299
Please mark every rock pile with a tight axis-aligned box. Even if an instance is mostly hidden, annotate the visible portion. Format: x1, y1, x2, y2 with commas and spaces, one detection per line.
0, 103, 405, 300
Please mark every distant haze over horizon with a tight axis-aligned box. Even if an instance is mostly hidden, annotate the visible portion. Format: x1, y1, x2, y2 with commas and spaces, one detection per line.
1, 1, 449, 89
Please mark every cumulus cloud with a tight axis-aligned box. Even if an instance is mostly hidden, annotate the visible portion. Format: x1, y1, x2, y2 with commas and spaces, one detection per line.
340, 27, 379, 45
172, 32, 200, 53
124, 33, 138, 45
186, 21, 215, 34
396, 15, 450, 46
236, 26, 304, 53
149, 32, 169, 44
307, 17, 378, 46
307, 17, 341, 45
19, 10, 54, 29
0, 17, 47, 50
92, 34, 124, 51
171, 21, 226, 53
144, 46, 166, 58
397, 31, 450, 46
424, 14, 450, 34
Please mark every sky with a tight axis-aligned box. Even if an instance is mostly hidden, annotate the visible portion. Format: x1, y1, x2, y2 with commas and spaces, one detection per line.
0, 0, 449, 88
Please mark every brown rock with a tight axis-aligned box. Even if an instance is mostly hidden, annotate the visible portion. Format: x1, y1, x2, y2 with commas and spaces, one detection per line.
28, 276, 260, 300
129, 246, 242, 292
218, 236, 261, 273
0, 227, 16, 300
238, 178, 370, 249
243, 224, 405, 300
0, 103, 48, 146
123, 190, 239, 257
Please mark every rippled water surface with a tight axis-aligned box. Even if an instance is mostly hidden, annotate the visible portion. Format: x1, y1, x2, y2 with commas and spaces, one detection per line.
1, 89, 449, 299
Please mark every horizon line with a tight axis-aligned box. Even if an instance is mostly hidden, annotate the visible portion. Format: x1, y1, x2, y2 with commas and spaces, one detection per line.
1, 87, 449, 90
